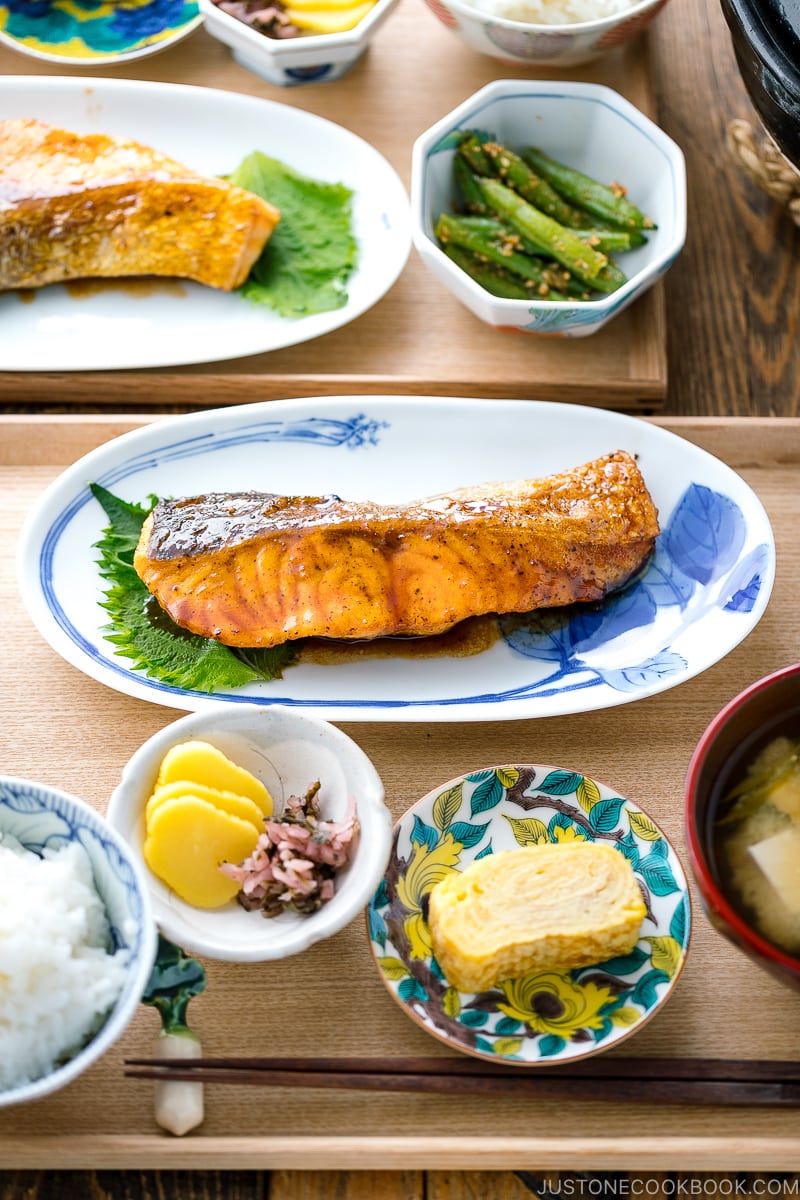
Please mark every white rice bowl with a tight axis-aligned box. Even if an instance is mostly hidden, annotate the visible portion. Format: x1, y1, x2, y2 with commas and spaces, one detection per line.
421, 0, 670, 67
0, 775, 156, 1107
466, 0, 638, 21
0, 836, 131, 1090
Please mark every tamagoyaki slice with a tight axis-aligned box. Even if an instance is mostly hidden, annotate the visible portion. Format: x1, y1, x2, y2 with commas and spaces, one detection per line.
156, 739, 272, 816
428, 841, 646, 993
144, 794, 261, 908
145, 780, 264, 833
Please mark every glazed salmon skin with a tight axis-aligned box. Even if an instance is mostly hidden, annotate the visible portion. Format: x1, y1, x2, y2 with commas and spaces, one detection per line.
133, 451, 659, 650
0, 118, 280, 291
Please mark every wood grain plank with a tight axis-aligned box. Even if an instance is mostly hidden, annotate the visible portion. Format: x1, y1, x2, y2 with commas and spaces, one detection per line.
269, 1171, 423, 1199
652, 0, 800, 418
428, 1172, 535, 1200
0, 1171, 269, 1200
0, 1136, 799, 1172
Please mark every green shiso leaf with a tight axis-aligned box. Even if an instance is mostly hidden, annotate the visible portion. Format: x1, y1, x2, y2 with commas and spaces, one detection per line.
228, 151, 357, 318
90, 483, 296, 692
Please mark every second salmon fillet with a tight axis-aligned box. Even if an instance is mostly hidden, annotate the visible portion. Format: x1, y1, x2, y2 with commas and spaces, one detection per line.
0, 118, 281, 292
133, 450, 660, 649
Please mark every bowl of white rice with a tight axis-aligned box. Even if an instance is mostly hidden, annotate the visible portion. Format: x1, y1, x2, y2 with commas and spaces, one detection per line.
421, 0, 670, 67
0, 776, 157, 1107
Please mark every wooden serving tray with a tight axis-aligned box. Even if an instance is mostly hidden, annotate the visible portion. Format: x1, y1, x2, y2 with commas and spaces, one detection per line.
1, 414, 799, 1171
0, 11, 666, 411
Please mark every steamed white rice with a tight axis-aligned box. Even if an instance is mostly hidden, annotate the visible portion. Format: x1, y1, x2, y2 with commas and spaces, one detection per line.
467, 0, 640, 23
0, 835, 130, 1090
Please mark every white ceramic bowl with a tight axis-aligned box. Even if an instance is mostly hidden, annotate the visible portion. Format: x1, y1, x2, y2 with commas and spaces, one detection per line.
199, 0, 399, 85
411, 79, 686, 338
107, 704, 392, 962
0, 776, 157, 1108
421, 0, 670, 68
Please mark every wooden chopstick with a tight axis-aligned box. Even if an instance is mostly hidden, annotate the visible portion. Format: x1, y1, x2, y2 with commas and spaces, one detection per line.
124, 1054, 800, 1080
122, 1056, 800, 1107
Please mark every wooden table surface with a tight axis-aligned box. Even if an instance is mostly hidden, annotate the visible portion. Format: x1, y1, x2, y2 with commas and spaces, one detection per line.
1, 0, 799, 1193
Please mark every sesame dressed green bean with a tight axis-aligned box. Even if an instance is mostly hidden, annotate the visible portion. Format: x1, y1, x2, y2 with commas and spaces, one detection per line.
444, 215, 593, 298
475, 177, 618, 291
442, 243, 575, 301
521, 146, 655, 230
435, 212, 573, 297
453, 152, 489, 214
480, 140, 589, 229
434, 130, 652, 303
573, 228, 646, 253
457, 132, 496, 178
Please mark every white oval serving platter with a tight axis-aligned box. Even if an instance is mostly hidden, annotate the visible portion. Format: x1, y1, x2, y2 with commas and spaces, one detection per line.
17, 396, 775, 722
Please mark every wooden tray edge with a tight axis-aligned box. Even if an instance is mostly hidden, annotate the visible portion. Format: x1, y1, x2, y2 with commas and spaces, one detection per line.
0, 371, 667, 409
0, 1133, 797, 1172
3, 414, 799, 471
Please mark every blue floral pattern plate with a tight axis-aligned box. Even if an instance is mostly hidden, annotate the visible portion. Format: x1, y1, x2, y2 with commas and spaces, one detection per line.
17, 395, 775, 721
367, 765, 691, 1065
0, 0, 201, 65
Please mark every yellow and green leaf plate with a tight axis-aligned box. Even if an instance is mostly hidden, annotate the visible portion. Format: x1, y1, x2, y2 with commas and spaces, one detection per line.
367, 764, 691, 1065
0, 0, 201, 65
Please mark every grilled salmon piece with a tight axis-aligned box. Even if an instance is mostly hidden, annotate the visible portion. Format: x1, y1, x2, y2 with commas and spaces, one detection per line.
0, 117, 280, 291
133, 451, 660, 650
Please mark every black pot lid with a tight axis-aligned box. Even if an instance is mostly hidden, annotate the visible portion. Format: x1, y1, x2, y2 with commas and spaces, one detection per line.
724, 0, 800, 96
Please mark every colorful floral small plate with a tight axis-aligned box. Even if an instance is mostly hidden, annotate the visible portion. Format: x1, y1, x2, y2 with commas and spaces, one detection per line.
0, 0, 201, 66
367, 765, 691, 1066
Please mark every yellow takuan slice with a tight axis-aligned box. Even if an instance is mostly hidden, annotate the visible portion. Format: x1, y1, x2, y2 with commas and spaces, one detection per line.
156, 740, 272, 816
284, 1, 375, 31
144, 794, 261, 909
146, 780, 264, 833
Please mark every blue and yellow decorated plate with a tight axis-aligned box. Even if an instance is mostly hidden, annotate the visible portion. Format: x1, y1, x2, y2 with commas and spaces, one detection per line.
367, 764, 691, 1066
0, 0, 201, 65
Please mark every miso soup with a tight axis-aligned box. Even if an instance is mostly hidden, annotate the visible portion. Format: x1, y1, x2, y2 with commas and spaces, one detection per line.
712, 726, 800, 957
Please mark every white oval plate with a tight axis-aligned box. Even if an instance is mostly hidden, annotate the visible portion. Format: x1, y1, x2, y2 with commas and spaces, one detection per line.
17, 396, 775, 722
0, 76, 410, 371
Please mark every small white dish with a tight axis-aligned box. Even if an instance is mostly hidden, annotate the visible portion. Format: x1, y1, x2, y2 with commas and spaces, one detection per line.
367, 764, 691, 1065
0, 776, 156, 1107
106, 705, 392, 963
17, 395, 775, 722
199, 0, 399, 85
411, 79, 686, 337
0, 76, 410, 371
